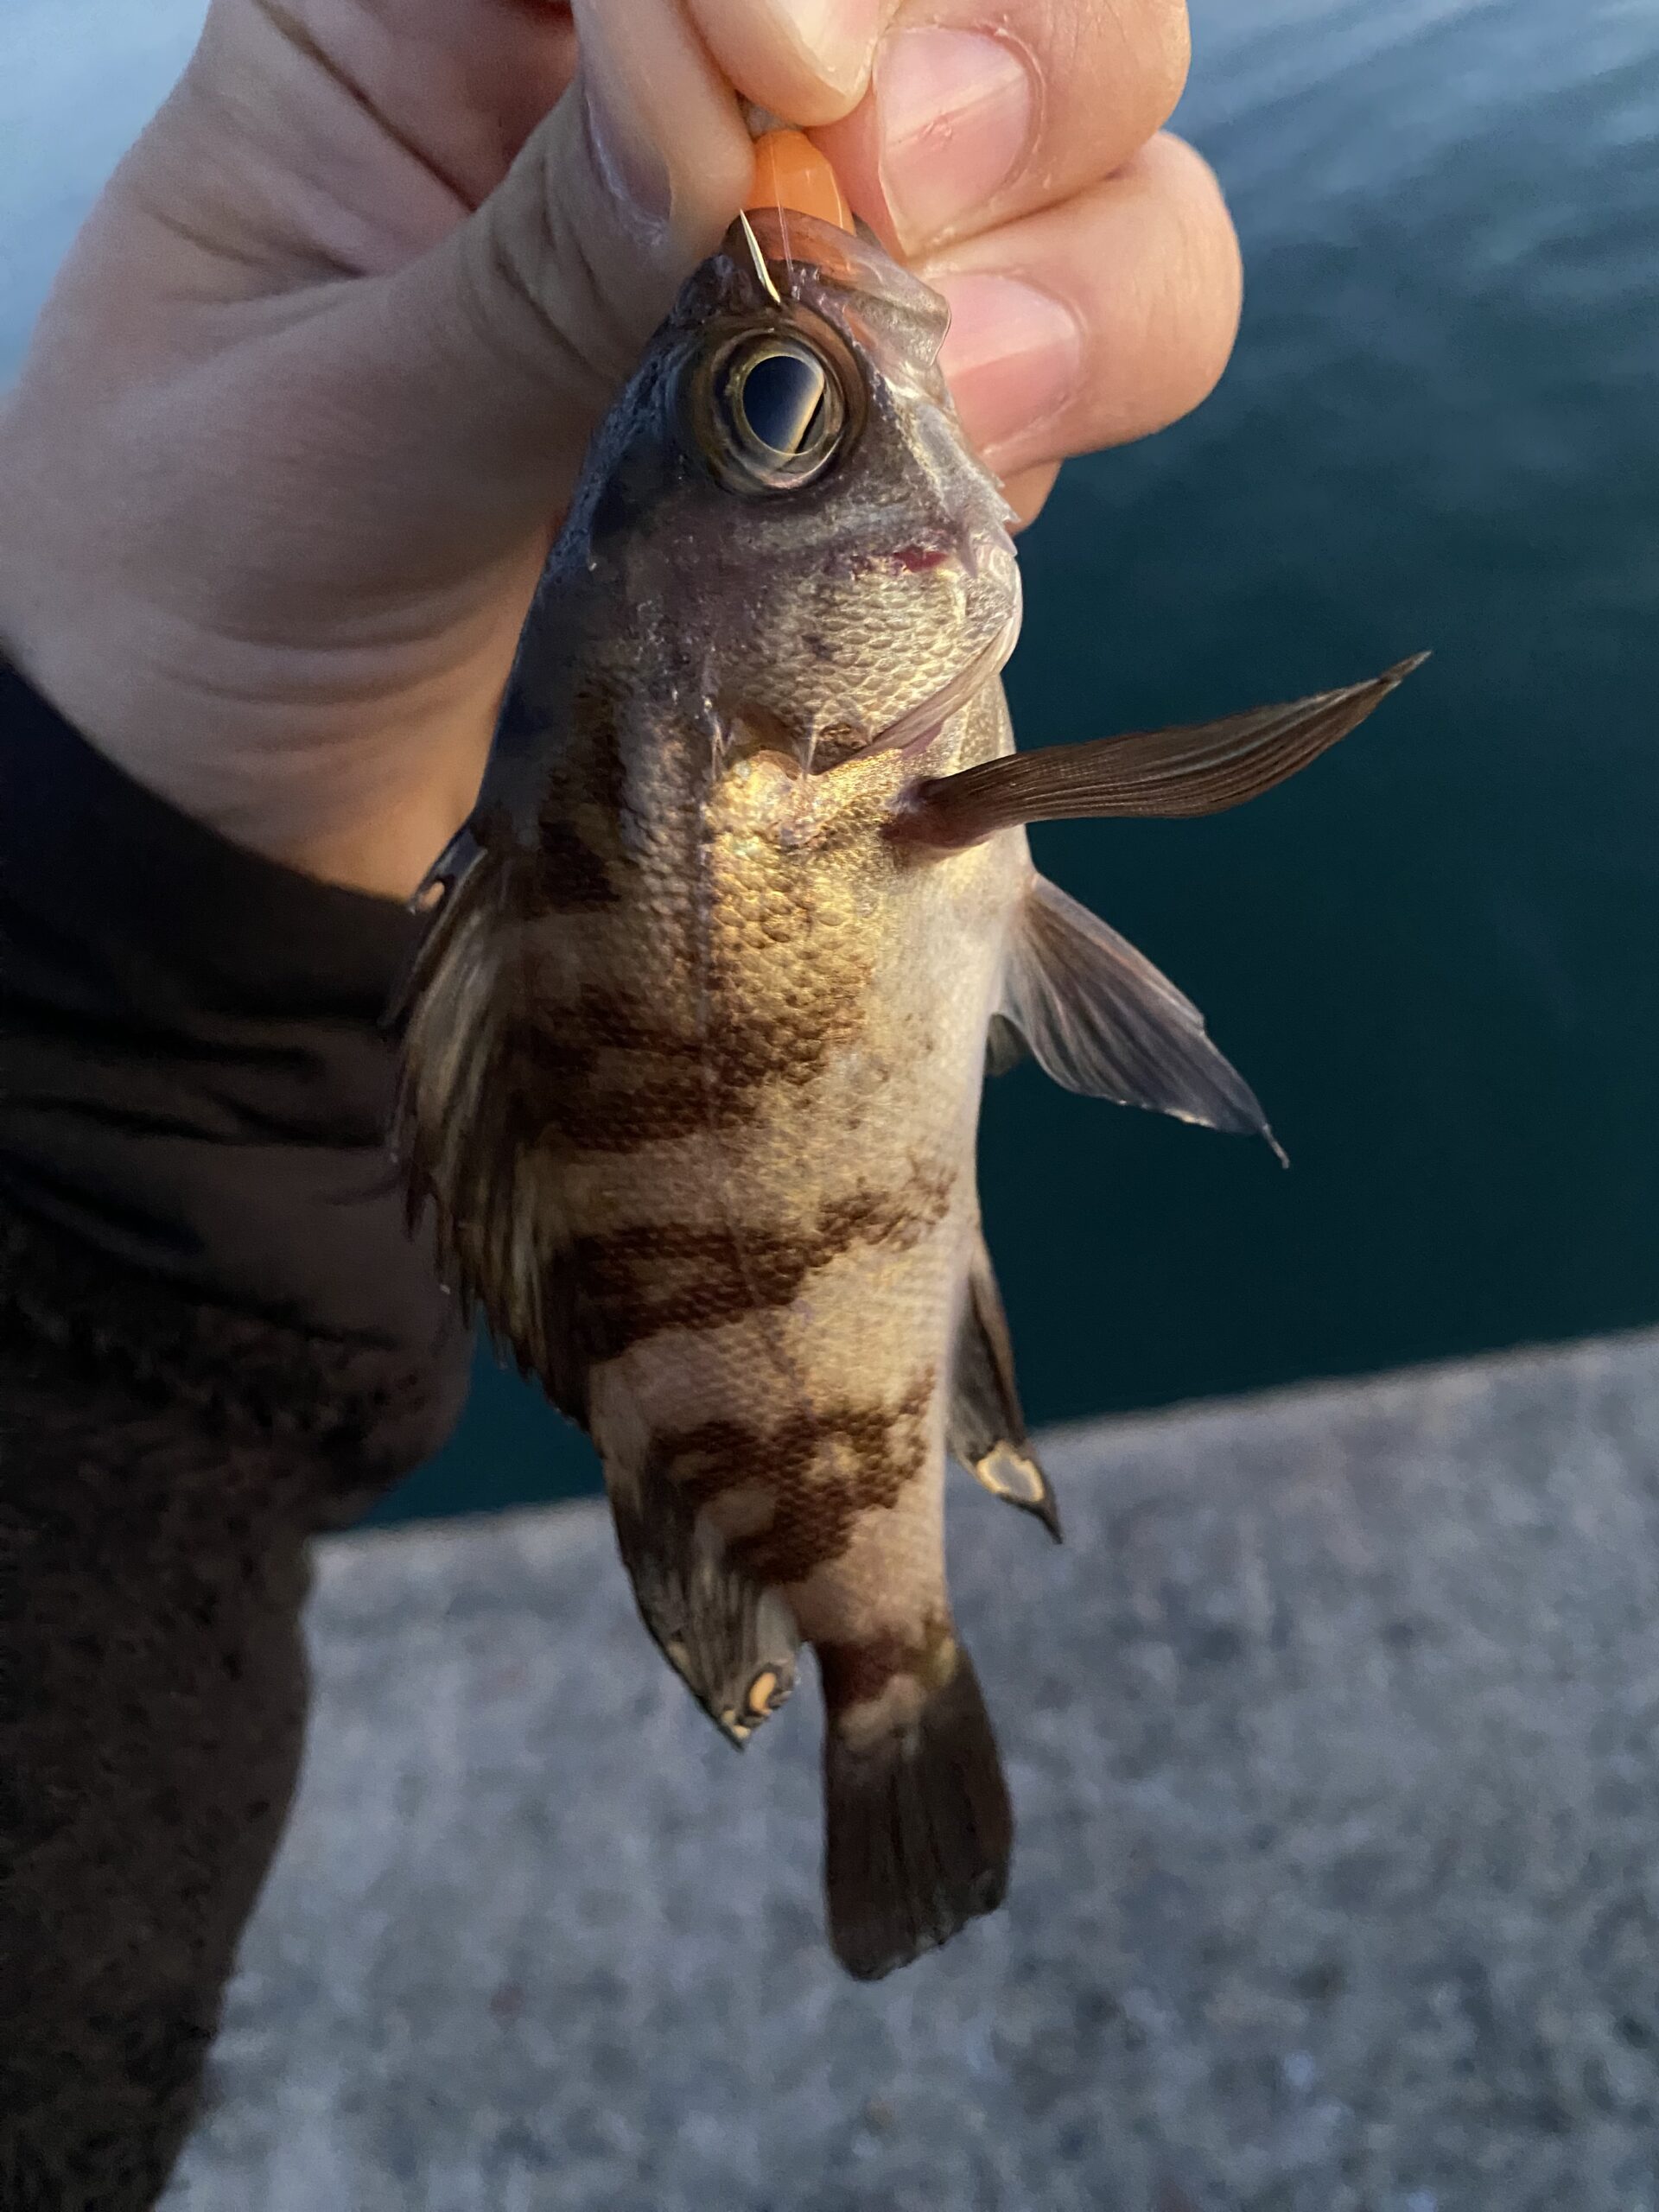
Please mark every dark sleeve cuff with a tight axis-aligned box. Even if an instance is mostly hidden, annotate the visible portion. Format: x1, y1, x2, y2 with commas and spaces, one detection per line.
0, 659, 460, 1370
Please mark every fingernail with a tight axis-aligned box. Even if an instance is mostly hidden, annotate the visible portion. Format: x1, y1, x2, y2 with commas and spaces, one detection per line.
760, 0, 886, 101
582, 63, 673, 240
876, 29, 1036, 253
936, 273, 1082, 463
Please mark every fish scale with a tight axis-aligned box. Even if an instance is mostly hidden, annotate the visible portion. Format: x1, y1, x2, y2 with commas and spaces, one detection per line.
586, 700, 1016, 1658
398, 204, 1421, 1979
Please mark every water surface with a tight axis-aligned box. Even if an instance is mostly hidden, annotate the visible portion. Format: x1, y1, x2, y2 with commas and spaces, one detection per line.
3, 0, 1655, 1517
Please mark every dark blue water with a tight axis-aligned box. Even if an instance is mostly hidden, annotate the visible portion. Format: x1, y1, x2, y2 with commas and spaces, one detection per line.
389, 0, 1659, 1522
3, 0, 1655, 1521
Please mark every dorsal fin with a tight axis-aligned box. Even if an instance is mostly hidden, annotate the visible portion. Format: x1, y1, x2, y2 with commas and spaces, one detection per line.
607, 1435, 802, 1750
396, 836, 593, 1421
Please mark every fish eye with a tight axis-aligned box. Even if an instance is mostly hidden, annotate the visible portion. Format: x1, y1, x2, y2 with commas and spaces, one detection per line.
722, 339, 842, 466
685, 323, 857, 495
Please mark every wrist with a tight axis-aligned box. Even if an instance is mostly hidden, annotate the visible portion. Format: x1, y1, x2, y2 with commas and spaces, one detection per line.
0, 513, 499, 903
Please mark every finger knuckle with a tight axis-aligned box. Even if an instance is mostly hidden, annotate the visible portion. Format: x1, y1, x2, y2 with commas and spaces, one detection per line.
1154, 147, 1243, 412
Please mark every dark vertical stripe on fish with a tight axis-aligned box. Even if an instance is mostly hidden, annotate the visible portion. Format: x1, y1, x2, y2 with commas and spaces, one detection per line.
645, 1370, 935, 1586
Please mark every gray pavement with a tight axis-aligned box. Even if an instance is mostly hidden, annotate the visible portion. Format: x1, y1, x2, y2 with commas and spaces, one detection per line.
163, 1331, 1659, 2211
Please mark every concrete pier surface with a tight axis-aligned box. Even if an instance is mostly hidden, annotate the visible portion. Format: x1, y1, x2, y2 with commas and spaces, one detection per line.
163, 1331, 1659, 2211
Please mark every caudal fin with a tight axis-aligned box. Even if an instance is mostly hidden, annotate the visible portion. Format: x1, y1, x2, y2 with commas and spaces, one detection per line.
822, 1646, 1013, 1980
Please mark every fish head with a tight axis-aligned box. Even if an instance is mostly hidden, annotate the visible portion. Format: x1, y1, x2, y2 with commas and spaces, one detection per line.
558, 208, 1021, 771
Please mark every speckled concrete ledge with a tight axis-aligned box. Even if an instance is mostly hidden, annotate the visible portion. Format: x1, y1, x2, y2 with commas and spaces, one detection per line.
162, 1331, 1659, 2212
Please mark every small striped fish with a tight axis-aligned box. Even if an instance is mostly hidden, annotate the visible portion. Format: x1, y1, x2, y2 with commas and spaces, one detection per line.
399, 207, 1420, 1980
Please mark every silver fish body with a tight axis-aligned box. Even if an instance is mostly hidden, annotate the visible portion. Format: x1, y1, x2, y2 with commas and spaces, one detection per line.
400, 207, 1421, 1978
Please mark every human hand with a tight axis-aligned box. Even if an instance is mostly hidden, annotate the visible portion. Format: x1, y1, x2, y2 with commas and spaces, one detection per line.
0, 0, 1240, 898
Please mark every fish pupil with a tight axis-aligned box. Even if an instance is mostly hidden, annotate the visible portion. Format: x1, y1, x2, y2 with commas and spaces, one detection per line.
734, 346, 831, 455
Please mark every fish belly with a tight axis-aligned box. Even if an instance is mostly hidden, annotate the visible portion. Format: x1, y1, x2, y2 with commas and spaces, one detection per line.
554, 732, 1020, 1727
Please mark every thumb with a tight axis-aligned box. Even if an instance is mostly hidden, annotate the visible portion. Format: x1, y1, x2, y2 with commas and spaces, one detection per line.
353, 0, 756, 564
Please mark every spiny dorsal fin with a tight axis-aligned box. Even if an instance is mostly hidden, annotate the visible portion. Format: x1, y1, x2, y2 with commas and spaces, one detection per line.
949, 1231, 1060, 1542
403, 850, 801, 1745
608, 1443, 801, 1750
396, 836, 593, 1421
891, 657, 1427, 849
998, 874, 1285, 1160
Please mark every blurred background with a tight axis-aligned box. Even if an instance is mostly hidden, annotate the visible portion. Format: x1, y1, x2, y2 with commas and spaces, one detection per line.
4, 0, 1656, 1523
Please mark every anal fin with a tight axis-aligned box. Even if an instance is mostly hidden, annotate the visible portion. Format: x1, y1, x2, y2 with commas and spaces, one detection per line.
949, 1231, 1060, 1542
607, 1448, 800, 1748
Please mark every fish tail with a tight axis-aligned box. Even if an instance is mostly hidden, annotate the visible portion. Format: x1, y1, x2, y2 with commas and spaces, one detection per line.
818, 1632, 1012, 1981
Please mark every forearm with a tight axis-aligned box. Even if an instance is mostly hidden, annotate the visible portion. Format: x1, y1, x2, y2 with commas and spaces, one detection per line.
0, 663, 470, 2202
0, 1306, 323, 2208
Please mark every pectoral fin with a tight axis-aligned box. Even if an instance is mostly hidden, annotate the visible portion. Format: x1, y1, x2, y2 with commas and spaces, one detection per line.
891, 656, 1427, 849
949, 1232, 1060, 1542
984, 1012, 1026, 1077
999, 874, 1284, 1158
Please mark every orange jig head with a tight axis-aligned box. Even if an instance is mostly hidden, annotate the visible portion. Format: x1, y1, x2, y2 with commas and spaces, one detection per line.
747, 129, 855, 233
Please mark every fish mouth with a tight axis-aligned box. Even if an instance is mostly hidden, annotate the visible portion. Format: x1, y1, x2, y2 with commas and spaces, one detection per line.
860, 602, 1024, 760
